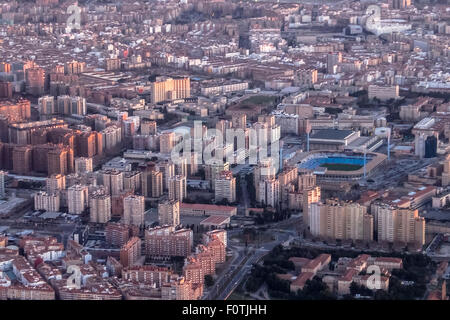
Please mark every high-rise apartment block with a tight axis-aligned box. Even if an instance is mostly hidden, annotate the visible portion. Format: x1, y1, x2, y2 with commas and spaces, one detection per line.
75, 157, 93, 174
258, 178, 280, 208
214, 171, 236, 203
46, 174, 66, 194
175, 156, 188, 177
0, 81, 12, 99
216, 120, 232, 143
0, 62, 11, 73
67, 184, 89, 214
123, 195, 145, 227
111, 190, 134, 217
123, 171, 141, 193
205, 161, 230, 189
168, 175, 186, 201
102, 169, 124, 196
327, 52, 342, 74
12, 146, 32, 175
9, 119, 66, 146
377, 204, 425, 245
254, 159, 276, 203
158, 199, 180, 227
298, 171, 317, 191
141, 169, 163, 198
38, 96, 56, 118
278, 166, 298, 206
90, 192, 112, 223
34, 191, 60, 212
76, 131, 103, 158
159, 132, 175, 154
141, 120, 157, 135
183, 236, 226, 286
25, 67, 45, 96
301, 186, 322, 225
101, 125, 122, 151
56, 95, 86, 116
47, 146, 74, 176
156, 160, 175, 190
309, 200, 373, 242
64, 60, 85, 74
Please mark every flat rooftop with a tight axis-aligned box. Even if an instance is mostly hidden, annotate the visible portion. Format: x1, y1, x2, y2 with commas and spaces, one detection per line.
200, 215, 230, 226
39, 212, 61, 220
310, 129, 355, 141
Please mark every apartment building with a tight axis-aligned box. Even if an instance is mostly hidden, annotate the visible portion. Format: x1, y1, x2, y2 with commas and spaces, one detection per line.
159, 131, 175, 154
123, 195, 145, 227
46, 174, 66, 193
377, 206, 425, 245
144, 226, 193, 259
141, 169, 163, 198
101, 169, 124, 196
105, 223, 132, 248
90, 192, 112, 224
34, 192, 60, 212
121, 265, 172, 287
67, 184, 89, 214
205, 161, 230, 189
141, 120, 157, 135
258, 178, 280, 208
368, 85, 400, 101
160, 276, 201, 300
168, 175, 186, 201
214, 170, 236, 203
151, 77, 190, 104
74, 157, 93, 174
309, 200, 373, 241
158, 199, 180, 227
120, 237, 142, 268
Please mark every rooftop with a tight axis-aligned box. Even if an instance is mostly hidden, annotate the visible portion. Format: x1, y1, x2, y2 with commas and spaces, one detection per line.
200, 215, 230, 226
310, 129, 355, 141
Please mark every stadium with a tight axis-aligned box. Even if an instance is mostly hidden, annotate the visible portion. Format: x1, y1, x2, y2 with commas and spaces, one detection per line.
289, 151, 387, 182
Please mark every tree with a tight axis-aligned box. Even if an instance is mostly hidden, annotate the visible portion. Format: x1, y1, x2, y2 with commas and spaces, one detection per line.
349, 282, 373, 297
266, 274, 290, 293
296, 277, 336, 300
204, 275, 214, 287
245, 276, 263, 292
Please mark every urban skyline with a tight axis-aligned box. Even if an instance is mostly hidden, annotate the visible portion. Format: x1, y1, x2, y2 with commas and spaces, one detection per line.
0, 0, 448, 304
